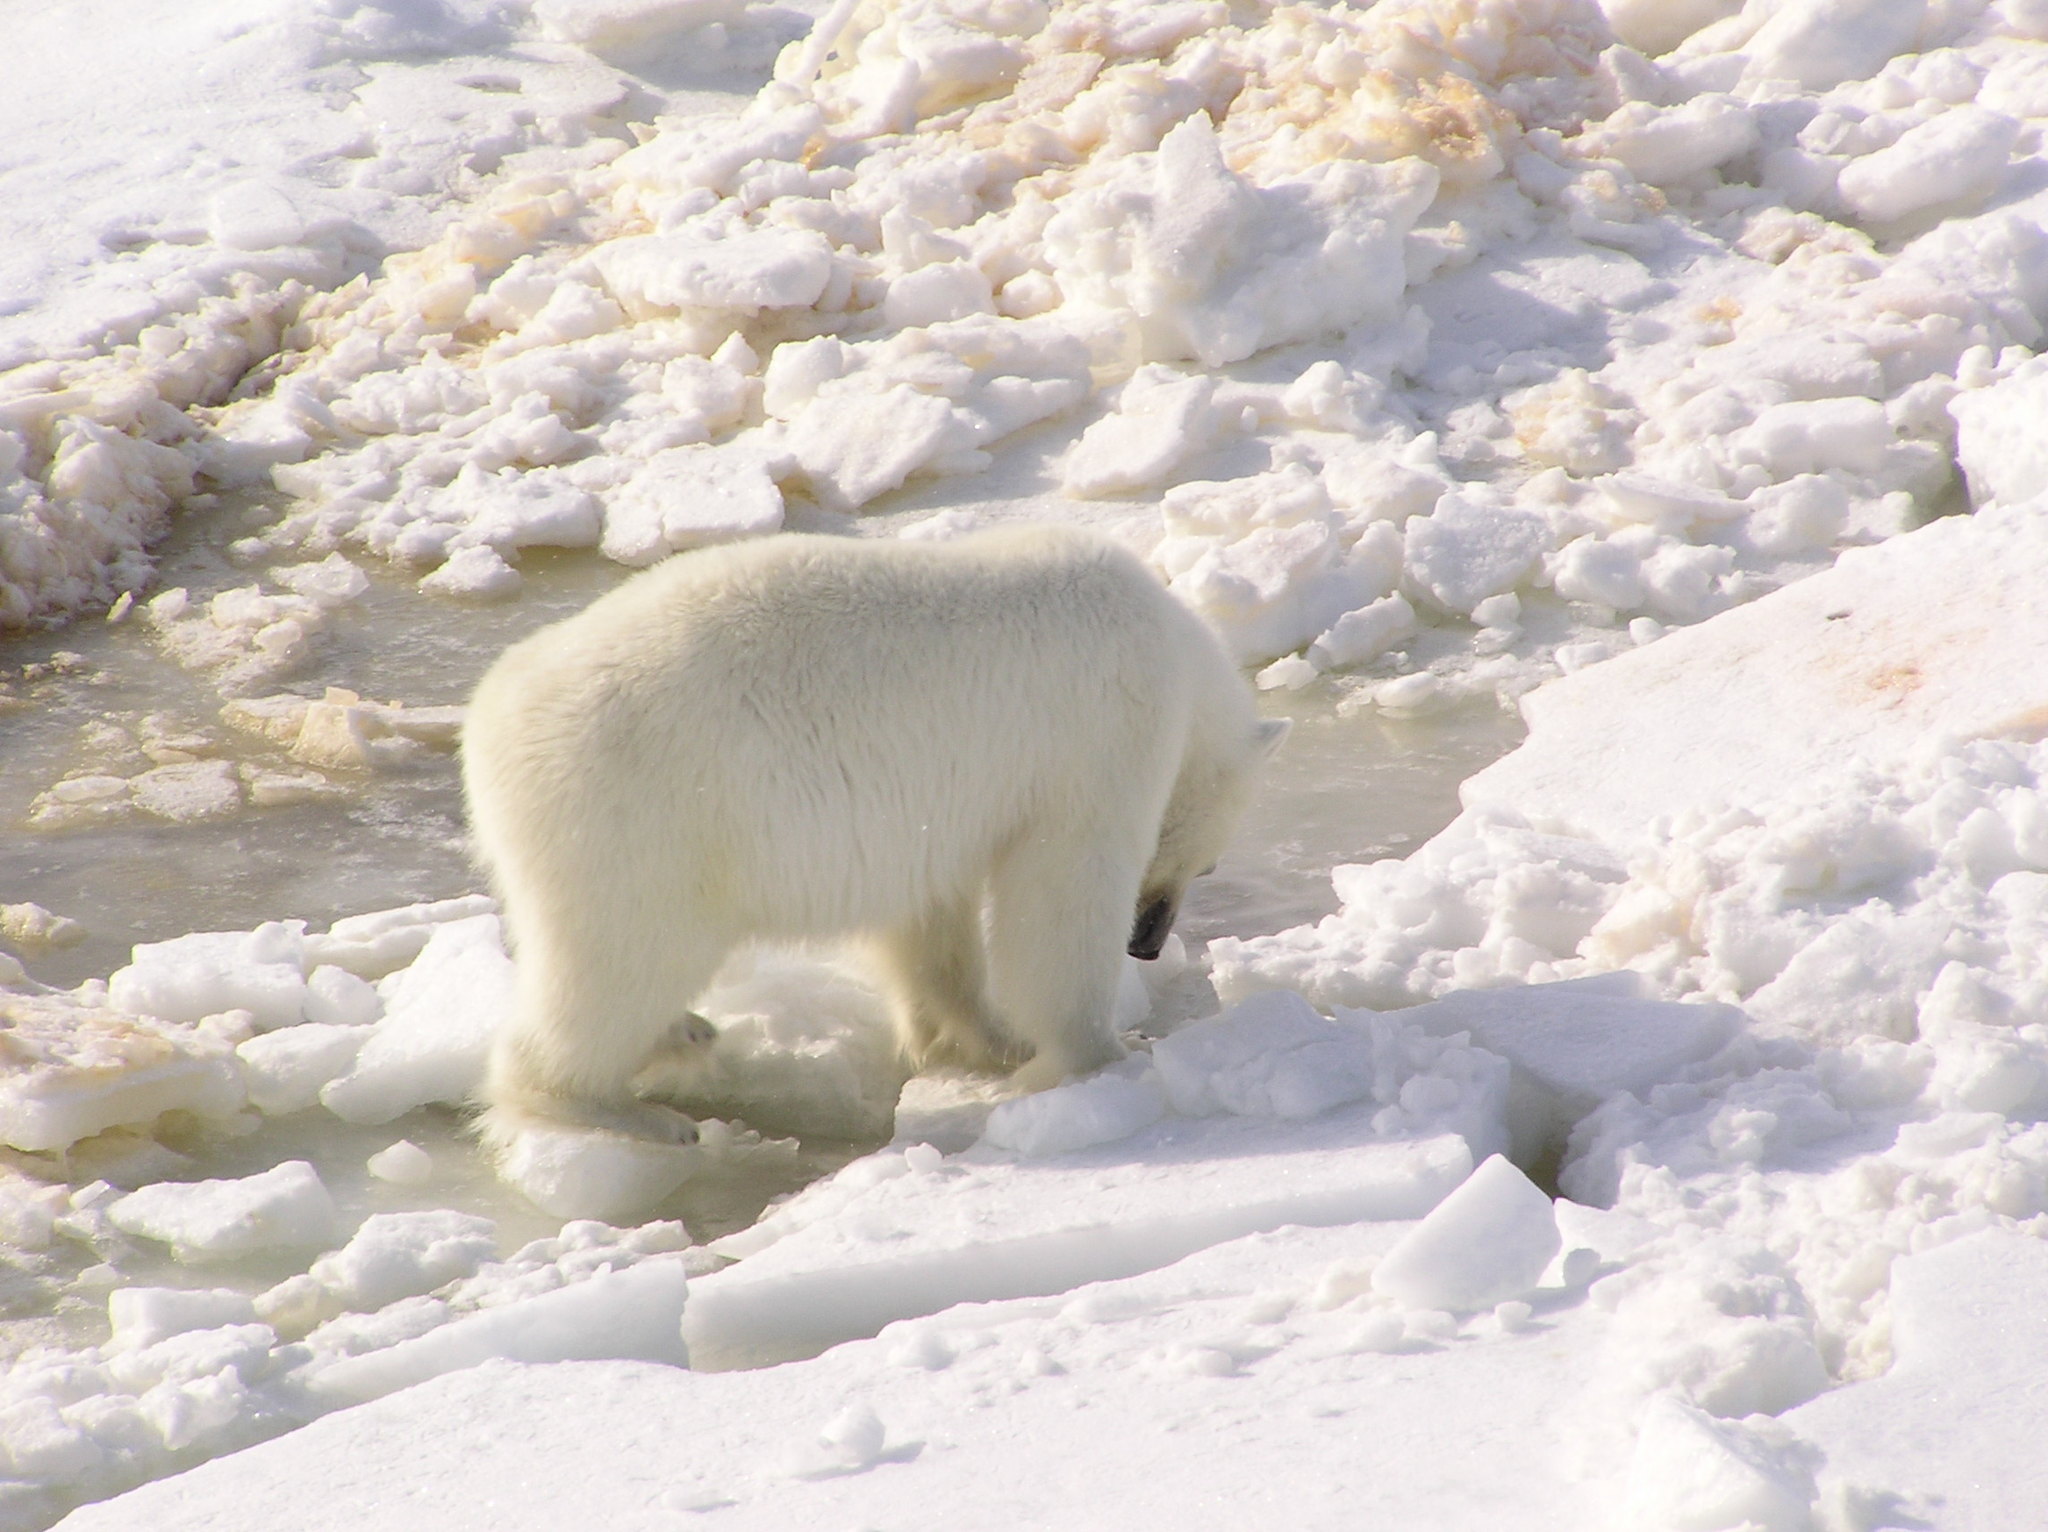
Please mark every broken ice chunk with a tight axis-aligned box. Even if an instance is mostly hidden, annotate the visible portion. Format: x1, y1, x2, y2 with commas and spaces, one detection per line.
107, 1287, 259, 1351
367, 1139, 435, 1185
1152, 990, 1377, 1120
1370, 1153, 1559, 1312
980, 1068, 1166, 1157
0, 902, 87, 952
419, 545, 522, 599
0, 993, 246, 1152
320, 915, 510, 1124
236, 1024, 372, 1116
107, 1161, 342, 1262
496, 1126, 699, 1221
109, 924, 309, 1031
310, 1210, 498, 1311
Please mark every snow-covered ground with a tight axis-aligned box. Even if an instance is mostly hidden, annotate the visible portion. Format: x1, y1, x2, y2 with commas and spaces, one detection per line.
7, 0, 2048, 1526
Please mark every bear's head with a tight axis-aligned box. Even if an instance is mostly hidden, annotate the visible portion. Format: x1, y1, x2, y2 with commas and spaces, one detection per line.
1131, 716, 1289, 960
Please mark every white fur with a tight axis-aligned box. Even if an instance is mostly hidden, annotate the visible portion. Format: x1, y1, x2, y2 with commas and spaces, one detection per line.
462, 524, 1280, 1147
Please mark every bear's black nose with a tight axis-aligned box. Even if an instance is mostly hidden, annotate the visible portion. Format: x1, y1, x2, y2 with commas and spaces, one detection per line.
1129, 896, 1175, 961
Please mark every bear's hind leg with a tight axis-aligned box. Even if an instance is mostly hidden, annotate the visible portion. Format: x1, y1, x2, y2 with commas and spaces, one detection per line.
631, 1011, 721, 1103
480, 925, 724, 1152
485, 1083, 699, 1150
643, 1010, 718, 1066
871, 894, 1027, 1073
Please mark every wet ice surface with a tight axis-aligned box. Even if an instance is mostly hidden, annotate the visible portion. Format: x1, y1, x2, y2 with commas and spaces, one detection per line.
0, 500, 615, 993
1180, 694, 1518, 949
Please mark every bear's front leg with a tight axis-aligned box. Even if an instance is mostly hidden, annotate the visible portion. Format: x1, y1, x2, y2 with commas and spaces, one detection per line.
986, 836, 1136, 1091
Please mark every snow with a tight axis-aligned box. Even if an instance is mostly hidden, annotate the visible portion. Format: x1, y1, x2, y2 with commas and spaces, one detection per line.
1457, 500, 2048, 846
1395, 975, 1743, 1167
0, 0, 728, 625
53, 1224, 1624, 1532
1951, 350, 2048, 505
1625, 1393, 1819, 1532
683, 1118, 1476, 1369
0, 1212, 701, 1524
8, 0, 2048, 1527
1786, 1229, 2048, 1526
978, 1065, 1167, 1156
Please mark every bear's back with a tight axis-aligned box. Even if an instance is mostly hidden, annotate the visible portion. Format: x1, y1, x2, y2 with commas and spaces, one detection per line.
622, 524, 1157, 633
540, 525, 1189, 700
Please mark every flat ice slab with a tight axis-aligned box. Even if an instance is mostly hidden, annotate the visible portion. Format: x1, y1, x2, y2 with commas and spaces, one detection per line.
59, 1224, 1613, 1532
1462, 504, 2048, 845
683, 1114, 1474, 1369
302, 1255, 692, 1407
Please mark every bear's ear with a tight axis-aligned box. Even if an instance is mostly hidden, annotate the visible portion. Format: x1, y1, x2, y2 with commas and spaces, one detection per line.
1253, 718, 1291, 759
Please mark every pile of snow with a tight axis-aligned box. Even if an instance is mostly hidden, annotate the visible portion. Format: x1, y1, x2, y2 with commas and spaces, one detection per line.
1784, 1229, 2048, 1525
0, 0, 806, 628
1215, 498, 2048, 1012
1210, 489, 2048, 1400
109, 0, 2035, 703
15, 0, 2048, 695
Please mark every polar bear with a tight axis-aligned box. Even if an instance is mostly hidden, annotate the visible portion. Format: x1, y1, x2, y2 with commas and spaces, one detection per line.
462, 523, 1284, 1148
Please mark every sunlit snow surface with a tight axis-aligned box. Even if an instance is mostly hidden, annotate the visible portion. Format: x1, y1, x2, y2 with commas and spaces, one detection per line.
7, 0, 2048, 1526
